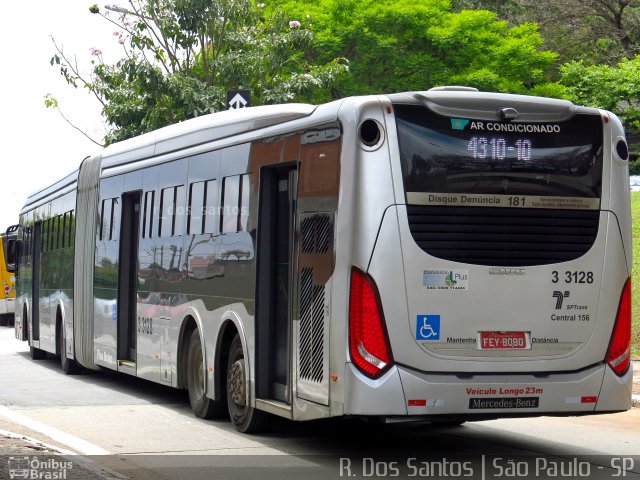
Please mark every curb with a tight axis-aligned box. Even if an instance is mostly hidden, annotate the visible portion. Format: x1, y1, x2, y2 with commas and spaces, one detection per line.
0, 428, 76, 455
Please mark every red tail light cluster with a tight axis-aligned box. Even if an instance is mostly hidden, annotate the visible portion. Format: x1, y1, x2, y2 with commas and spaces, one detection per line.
606, 278, 631, 376
349, 268, 392, 378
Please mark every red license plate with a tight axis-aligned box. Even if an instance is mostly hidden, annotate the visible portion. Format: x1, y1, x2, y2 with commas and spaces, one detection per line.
478, 331, 530, 350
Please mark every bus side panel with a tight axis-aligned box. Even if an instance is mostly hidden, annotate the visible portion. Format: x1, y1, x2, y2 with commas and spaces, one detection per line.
93, 174, 126, 371
15, 214, 34, 342
604, 112, 632, 273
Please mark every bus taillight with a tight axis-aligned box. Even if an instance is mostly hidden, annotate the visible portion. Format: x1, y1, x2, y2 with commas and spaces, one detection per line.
606, 278, 631, 376
349, 268, 392, 379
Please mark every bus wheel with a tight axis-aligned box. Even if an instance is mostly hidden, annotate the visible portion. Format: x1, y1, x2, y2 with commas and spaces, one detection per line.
187, 329, 226, 419
226, 334, 269, 433
30, 345, 46, 360
57, 324, 80, 374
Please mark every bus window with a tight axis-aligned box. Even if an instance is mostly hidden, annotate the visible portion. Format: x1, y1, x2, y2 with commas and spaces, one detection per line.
142, 191, 155, 239
188, 182, 205, 235
67, 211, 74, 248
174, 186, 186, 236
52, 216, 59, 250
61, 213, 67, 249
2, 236, 16, 272
204, 180, 219, 234
240, 174, 250, 232
100, 199, 113, 241
160, 187, 175, 237
222, 176, 240, 234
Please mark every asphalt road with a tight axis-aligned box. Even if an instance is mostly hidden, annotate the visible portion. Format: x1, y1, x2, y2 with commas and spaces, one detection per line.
0, 325, 638, 480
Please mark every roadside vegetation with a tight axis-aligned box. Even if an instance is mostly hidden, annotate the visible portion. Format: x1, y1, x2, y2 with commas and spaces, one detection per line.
47, 0, 640, 157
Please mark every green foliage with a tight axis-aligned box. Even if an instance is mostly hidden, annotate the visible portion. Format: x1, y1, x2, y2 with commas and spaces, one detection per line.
455, 0, 640, 66
52, 0, 348, 144
560, 56, 640, 131
279, 0, 558, 98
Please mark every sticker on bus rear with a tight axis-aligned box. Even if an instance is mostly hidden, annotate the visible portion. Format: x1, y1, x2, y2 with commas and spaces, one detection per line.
416, 315, 441, 341
423, 270, 468, 290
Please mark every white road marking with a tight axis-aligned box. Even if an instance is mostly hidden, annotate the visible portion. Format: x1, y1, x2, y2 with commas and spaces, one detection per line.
0, 405, 110, 455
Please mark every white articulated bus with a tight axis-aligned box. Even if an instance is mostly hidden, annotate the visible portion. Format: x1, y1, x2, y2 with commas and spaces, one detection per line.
15, 88, 633, 432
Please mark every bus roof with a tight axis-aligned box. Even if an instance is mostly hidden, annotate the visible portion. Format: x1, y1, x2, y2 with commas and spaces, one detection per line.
101, 103, 317, 170
20, 90, 601, 214
22, 168, 80, 213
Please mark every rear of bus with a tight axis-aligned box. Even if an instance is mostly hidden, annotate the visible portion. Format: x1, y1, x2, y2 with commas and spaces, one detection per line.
343, 89, 632, 420
0, 226, 18, 326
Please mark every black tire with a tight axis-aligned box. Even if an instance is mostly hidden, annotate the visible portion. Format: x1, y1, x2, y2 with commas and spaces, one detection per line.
26, 315, 45, 359
226, 334, 270, 433
57, 322, 81, 374
187, 329, 226, 419
0, 315, 7, 327
30, 345, 46, 360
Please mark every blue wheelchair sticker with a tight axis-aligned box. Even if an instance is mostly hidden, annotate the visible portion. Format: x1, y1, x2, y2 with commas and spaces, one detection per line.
416, 315, 440, 341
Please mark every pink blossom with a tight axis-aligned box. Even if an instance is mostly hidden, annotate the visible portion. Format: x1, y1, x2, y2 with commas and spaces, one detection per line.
288, 20, 301, 28
90, 47, 103, 56
118, 37, 126, 45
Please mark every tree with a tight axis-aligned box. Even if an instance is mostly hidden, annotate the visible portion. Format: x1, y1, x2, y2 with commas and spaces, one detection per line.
279, 0, 560, 98
451, 0, 526, 21
50, 0, 348, 144
457, 0, 640, 65
560, 56, 640, 167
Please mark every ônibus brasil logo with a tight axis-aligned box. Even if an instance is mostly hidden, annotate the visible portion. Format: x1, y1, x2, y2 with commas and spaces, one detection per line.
8, 457, 73, 479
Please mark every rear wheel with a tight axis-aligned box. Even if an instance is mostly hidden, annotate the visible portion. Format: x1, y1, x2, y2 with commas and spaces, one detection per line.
29, 344, 46, 360
227, 334, 270, 433
187, 329, 226, 419
57, 322, 81, 374
26, 311, 45, 360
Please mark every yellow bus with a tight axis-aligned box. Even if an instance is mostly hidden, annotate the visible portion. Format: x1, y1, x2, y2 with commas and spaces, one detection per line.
1, 225, 17, 326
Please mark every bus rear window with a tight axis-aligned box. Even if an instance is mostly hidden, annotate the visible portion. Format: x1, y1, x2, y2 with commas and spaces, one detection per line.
2, 237, 16, 272
394, 104, 603, 208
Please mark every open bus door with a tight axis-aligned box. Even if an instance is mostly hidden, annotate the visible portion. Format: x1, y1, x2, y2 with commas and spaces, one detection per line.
256, 165, 297, 403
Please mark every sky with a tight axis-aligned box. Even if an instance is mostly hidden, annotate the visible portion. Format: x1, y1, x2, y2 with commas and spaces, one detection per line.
0, 2, 121, 230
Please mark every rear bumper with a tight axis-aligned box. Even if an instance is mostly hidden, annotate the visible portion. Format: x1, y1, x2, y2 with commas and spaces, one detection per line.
0, 297, 14, 315
343, 362, 632, 417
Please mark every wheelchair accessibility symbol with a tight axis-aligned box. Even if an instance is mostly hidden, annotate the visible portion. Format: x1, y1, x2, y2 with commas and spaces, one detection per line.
416, 315, 440, 341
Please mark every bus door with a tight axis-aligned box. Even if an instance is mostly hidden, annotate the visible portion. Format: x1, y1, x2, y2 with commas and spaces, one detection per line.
117, 192, 141, 363
31, 222, 42, 342
256, 165, 297, 403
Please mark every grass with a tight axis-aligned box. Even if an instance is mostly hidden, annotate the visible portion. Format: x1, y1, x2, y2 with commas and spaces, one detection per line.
631, 193, 640, 358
